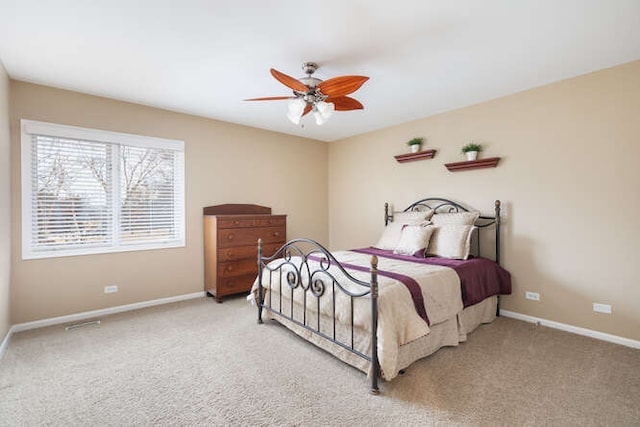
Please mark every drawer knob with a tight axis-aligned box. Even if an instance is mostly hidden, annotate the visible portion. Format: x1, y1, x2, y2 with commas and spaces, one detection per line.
233, 220, 240, 225
273, 232, 279, 237
227, 234, 234, 240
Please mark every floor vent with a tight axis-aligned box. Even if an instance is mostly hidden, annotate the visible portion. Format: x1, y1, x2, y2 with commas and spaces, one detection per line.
64, 320, 101, 331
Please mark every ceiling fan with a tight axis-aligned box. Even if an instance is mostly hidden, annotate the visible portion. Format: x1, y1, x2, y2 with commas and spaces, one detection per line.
245, 62, 369, 126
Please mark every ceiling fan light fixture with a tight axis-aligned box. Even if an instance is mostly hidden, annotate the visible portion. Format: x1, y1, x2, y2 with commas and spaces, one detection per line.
287, 110, 302, 125
287, 97, 306, 125
313, 101, 335, 126
312, 110, 323, 126
316, 100, 334, 118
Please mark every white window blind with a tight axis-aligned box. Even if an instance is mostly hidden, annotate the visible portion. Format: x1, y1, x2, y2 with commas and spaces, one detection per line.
21, 120, 185, 259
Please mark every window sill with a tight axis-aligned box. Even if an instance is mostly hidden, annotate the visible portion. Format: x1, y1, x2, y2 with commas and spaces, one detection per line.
22, 240, 186, 260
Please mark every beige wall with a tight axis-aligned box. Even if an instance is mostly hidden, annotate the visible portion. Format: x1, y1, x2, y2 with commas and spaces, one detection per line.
10, 82, 328, 323
329, 60, 640, 341
0, 63, 10, 342
7, 61, 640, 343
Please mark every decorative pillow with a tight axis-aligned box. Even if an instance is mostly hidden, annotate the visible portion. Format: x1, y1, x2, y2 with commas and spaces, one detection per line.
374, 210, 433, 250
426, 225, 476, 259
393, 224, 435, 256
399, 208, 434, 222
431, 211, 479, 226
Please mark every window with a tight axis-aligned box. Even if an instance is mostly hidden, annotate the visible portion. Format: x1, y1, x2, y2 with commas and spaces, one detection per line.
21, 120, 185, 259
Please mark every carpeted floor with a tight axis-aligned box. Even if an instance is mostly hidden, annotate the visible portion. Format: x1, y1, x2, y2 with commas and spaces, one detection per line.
0, 296, 638, 426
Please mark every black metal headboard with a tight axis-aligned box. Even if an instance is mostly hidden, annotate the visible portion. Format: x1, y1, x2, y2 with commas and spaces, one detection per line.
384, 198, 501, 264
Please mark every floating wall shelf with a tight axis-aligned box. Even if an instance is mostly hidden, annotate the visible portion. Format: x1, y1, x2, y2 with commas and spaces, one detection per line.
444, 157, 501, 172
394, 149, 437, 163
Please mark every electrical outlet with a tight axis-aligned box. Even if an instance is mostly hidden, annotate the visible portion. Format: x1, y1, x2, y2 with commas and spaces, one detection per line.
593, 303, 612, 314
525, 291, 540, 301
104, 285, 118, 294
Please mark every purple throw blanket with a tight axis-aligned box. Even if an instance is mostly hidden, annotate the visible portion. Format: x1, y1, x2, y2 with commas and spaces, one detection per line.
352, 248, 512, 307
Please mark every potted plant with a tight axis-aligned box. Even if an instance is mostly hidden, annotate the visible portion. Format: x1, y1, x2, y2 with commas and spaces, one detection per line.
406, 137, 423, 153
461, 142, 482, 161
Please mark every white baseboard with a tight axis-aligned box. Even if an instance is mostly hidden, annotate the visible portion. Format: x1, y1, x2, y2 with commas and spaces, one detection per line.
0, 326, 13, 360
7, 296, 634, 357
10, 291, 206, 334
500, 310, 640, 349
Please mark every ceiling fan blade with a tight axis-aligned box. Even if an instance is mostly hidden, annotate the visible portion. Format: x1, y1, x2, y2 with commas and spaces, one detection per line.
271, 68, 309, 93
317, 76, 369, 97
326, 96, 364, 111
302, 105, 312, 116
244, 96, 294, 101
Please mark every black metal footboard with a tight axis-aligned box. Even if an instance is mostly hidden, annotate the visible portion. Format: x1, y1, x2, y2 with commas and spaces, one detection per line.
256, 238, 381, 395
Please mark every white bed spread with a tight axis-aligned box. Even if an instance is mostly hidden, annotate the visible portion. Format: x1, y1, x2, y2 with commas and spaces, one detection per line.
254, 250, 464, 378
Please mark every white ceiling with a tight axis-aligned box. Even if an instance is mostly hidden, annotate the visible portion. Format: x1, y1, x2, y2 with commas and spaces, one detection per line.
1, 1, 640, 142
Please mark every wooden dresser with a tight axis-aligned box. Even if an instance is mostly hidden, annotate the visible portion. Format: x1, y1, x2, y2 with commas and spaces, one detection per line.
203, 204, 286, 302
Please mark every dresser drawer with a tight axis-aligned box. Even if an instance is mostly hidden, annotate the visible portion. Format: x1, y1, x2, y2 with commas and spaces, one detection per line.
217, 226, 285, 248
218, 259, 258, 277
218, 246, 257, 262
255, 216, 286, 227
218, 217, 255, 229
217, 274, 255, 294
218, 242, 282, 262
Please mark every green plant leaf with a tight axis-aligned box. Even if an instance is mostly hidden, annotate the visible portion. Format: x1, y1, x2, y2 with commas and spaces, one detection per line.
461, 143, 482, 153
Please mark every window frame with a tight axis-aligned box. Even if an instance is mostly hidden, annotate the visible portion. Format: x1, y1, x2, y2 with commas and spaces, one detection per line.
21, 120, 185, 260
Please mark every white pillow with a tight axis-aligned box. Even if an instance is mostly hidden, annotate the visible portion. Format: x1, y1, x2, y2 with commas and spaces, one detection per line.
426, 225, 475, 259
393, 224, 435, 256
431, 211, 479, 226
395, 209, 434, 223
374, 210, 433, 250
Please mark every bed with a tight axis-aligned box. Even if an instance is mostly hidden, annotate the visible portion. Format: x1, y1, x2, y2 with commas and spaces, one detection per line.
252, 198, 512, 394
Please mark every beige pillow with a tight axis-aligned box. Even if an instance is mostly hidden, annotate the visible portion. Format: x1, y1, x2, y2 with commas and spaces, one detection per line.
393, 224, 435, 256
426, 225, 475, 259
374, 210, 433, 250
431, 211, 479, 226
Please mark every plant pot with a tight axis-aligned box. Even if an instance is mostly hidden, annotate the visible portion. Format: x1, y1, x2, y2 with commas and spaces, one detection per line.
465, 151, 478, 161
410, 144, 421, 153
